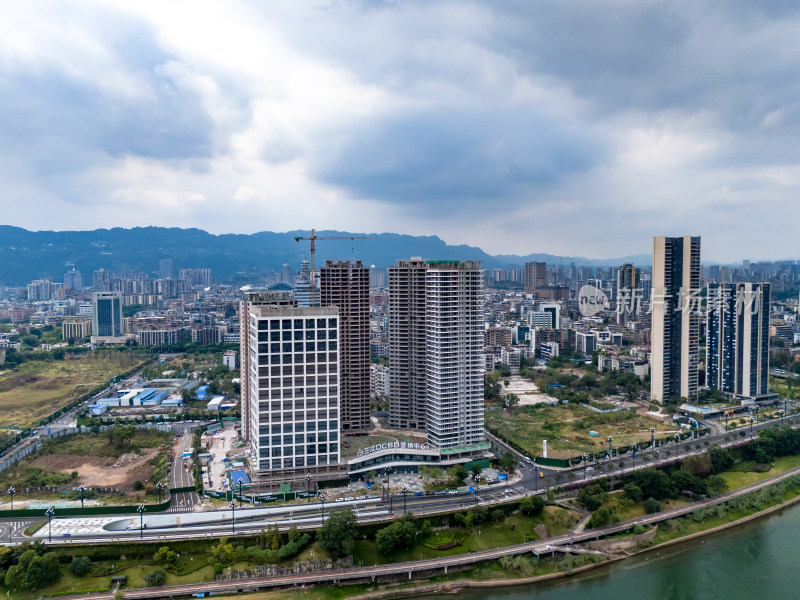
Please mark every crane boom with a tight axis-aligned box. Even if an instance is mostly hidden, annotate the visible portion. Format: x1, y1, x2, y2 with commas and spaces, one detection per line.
294, 228, 377, 305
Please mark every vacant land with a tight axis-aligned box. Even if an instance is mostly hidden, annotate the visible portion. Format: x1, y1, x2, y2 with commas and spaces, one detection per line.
0, 428, 173, 498
0, 350, 149, 429
486, 403, 678, 459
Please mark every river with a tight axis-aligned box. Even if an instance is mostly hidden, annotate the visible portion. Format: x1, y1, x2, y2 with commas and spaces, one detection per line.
422, 502, 800, 600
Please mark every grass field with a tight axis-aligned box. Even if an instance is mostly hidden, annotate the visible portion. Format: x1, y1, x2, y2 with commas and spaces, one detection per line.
352, 505, 579, 565
721, 454, 800, 489
0, 351, 149, 429
486, 403, 678, 458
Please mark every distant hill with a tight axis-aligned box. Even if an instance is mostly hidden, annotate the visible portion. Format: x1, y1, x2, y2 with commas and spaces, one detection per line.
0, 226, 651, 286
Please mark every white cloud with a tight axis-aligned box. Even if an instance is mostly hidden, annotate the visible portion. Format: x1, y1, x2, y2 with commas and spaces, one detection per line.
0, 0, 799, 262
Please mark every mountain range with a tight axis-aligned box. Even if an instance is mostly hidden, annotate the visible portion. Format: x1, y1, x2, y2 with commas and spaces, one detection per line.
0, 226, 651, 286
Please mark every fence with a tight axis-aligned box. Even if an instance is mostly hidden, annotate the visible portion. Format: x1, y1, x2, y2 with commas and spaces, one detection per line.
0, 498, 171, 519
0, 422, 174, 473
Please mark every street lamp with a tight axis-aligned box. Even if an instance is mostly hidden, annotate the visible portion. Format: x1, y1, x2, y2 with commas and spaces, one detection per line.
229, 499, 237, 534
533, 466, 539, 493
156, 481, 164, 505
79, 484, 86, 509
607, 436, 613, 458
650, 427, 655, 447
137, 504, 146, 539
582, 454, 588, 481
631, 444, 637, 469
306, 473, 312, 503
401, 485, 409, 515
237, 477, 244, 503
749, 418, 755, 437
674, 433, 680, 454
754, 406, 760, 424
45, 507, 54, 543
7, 486, 15, 511
319, 492, 326, 524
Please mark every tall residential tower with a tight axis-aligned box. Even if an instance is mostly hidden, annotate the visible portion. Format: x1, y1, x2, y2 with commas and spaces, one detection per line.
320, 260, 371, 432
651, 236, 701, 403
388, 259, 484, 449
707, 282, 771, 399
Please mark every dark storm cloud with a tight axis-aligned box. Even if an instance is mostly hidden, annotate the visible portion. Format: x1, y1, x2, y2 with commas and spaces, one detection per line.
311, 106, 607, 207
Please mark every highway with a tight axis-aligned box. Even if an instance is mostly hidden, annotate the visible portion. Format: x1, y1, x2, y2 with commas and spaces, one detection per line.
167, 433, 199, 511
45, 461, 800, 600
2, 407, 797, 547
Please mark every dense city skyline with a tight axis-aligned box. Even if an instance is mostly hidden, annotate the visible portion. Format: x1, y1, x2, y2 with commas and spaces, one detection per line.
1, 2, 799, 262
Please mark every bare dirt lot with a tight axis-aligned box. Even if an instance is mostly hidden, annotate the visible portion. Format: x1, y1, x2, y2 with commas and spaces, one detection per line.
31, 448, 158, 491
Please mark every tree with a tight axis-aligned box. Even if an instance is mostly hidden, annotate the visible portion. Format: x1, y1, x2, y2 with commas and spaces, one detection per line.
144, 568, 167, 586
470, 463, 483, 480
318, 509, 357, 558
502, 393, 520, 411
153, 546, 177, 569
707, 475, 729, 496
591, 507, 612, 527
4, 549, 61, 590
447, 464, 469, 487
519, 495, 545, 516
623, 483, 643, 502
498, 453, 517, 474
644, 497, 662, 514
70, 555, 92, 576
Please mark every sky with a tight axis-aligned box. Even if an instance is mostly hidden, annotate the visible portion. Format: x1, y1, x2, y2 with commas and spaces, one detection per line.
1, 1, 798, 262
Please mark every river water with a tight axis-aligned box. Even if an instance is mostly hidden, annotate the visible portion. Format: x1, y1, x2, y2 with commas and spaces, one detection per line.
422, 503, 800, 600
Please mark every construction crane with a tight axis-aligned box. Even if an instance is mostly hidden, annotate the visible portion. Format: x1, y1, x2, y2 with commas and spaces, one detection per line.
294, 228, 377, 306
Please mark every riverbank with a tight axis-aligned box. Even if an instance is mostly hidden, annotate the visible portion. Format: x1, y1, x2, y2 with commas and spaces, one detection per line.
337, 483, 800, 600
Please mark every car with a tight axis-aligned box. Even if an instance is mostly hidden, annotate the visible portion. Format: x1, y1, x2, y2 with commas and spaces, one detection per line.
345, 496, 354, 501
414, 491, 424, 496
426, 491, 435, 495
504, 489, 513, 494
586, 467, 594, 472
356, 495, 366, 500
62, 533, 71, 537
448, 490, 458, 495
335, 498, 345, 502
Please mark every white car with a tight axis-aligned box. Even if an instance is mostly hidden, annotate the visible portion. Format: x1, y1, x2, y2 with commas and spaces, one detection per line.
356, 495, 366, 500
335, 498, 344, 502
345, 496, 354, 501
586, 467, 594, 471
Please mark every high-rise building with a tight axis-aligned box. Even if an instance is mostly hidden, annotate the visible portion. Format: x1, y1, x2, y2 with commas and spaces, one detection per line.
179, 268, 212, 288
651, 236, 701, 403
93, 269, 111, 291
239, 291, 344, 491
281, 263, 294, 285
158, 258, 174, 279
388, 258, 484, 449
294, 258, 314, 307
320, 260, 370, 431
617, 263, 639, 321
524, 262, 547, 294
91, 291, 125, 344
707, 283, 770, 398
64, 269, 83, 291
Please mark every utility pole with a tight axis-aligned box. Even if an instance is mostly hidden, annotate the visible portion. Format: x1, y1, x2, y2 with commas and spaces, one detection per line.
294, 229, 377, 306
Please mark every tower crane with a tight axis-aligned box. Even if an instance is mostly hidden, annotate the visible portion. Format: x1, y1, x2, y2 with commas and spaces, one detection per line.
294, 228, 377, 306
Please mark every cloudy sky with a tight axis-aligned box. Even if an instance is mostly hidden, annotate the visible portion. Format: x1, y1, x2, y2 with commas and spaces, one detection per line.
1, 1, 798, 262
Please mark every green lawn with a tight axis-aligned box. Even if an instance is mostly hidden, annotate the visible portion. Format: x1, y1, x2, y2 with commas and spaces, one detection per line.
353, 505, 579, 566
721, 454, 800, 489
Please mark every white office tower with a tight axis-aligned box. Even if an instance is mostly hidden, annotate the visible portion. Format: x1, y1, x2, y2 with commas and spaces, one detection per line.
239, 291, 344, 491
389, 259, 484, 449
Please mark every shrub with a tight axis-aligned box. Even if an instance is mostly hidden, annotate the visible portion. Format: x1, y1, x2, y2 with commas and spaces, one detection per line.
144, 568, 167, 586
644, 497, 662, 514
70, 555, 92, 576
